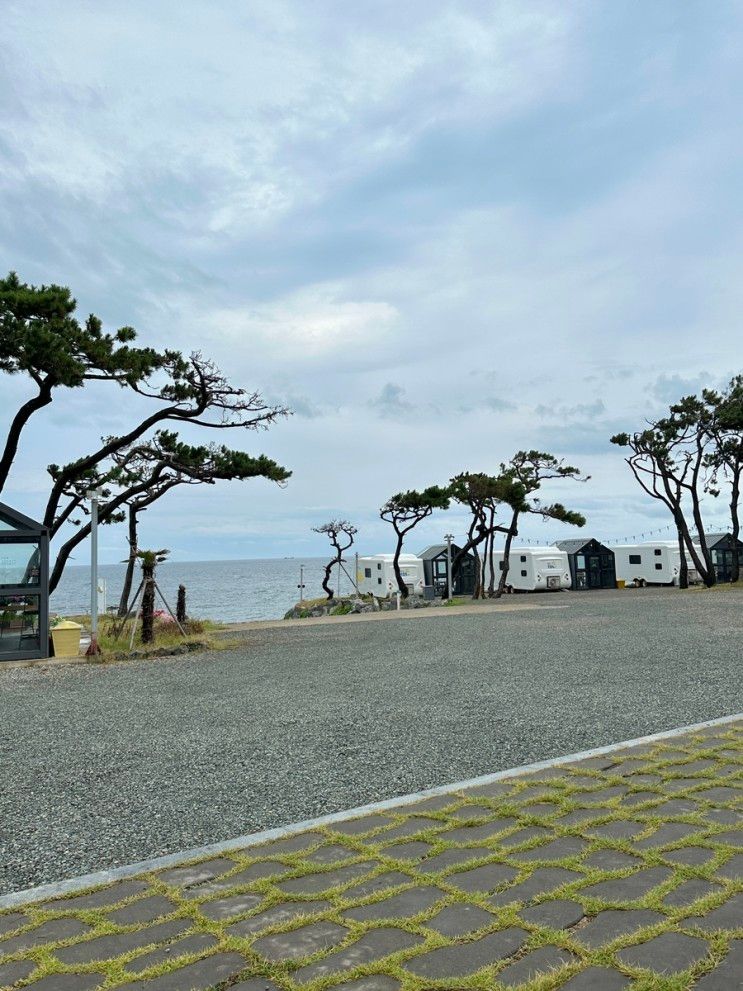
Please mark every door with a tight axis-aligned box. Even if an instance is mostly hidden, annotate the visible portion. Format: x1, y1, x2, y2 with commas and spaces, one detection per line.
587, 554, 602, 589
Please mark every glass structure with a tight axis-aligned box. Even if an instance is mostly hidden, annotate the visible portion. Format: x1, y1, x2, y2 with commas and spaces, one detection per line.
0, 503, 49, 661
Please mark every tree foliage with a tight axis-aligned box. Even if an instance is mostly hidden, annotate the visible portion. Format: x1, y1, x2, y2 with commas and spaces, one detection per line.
380, 486, 451, 597
312, 519, 358, 600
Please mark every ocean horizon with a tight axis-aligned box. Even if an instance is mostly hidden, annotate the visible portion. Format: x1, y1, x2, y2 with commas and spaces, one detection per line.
50, 556, 347, 623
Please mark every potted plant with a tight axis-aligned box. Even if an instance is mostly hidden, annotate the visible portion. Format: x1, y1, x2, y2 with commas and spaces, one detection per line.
50, 615, 83, 657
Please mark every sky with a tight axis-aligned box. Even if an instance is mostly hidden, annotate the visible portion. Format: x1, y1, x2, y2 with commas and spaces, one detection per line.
1, 0, 742, 562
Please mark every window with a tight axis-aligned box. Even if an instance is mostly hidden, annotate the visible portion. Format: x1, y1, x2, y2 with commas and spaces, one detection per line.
629, 554, 641, 564
0, 542, 41, 587
654, 548, 661, 556
364, 568, 372, 578
521, 569, 527, 577
520, 555, 526, 562
377, 577, 382, 585
377, 562, 382, 570
576, 555, 585, 568
655, 563, 662, 570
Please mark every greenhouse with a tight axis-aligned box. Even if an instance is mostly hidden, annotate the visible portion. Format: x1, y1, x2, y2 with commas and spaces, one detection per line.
0, 502, 49, 661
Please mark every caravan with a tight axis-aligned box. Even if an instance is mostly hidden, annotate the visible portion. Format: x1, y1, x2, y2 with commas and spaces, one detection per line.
355, 554, 426, 597
492, 547, 571, 592
612, 541, 698, 586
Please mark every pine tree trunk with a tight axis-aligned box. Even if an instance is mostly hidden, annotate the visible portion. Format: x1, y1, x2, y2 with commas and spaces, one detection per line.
118, 508, 139, 616
677, 526, 689, 589
141, 567, 155, 643
392, 532, 409, 598
730, 475, 741, 583
495, 515, 518, 599
176, 585, 187, 623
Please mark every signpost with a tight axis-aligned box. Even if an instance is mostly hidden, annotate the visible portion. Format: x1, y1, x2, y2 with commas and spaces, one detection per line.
86, 488, 102, 655
445, 532, 454, 601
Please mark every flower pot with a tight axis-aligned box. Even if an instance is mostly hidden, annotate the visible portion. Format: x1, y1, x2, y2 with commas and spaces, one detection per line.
50, 621, 82, 657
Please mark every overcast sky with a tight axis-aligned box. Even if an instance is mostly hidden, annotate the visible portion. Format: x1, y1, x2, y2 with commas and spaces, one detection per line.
2, 1, 742, 562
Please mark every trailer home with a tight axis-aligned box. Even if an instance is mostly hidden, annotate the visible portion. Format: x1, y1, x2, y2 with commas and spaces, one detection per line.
612, 542, 690, 586
492, 546, 571, 592
355, 554, 426, 597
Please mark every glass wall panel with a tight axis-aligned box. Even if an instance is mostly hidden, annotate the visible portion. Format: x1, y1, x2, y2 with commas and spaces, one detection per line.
0, 593, 41, 653
0, 541, 41, 586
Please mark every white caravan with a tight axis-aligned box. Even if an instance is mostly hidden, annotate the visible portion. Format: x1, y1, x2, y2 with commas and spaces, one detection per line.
492, 547, 571, 591
355, 554, 426, 597
612, 541, 698, 586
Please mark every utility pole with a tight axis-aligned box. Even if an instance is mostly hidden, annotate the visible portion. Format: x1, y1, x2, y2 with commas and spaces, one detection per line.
86, 488, 102, 655
298, 564, 305, 605
445, 533, 454, 601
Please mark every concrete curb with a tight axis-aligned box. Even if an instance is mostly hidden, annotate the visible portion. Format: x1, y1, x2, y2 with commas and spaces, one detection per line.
2, 711, 740, 910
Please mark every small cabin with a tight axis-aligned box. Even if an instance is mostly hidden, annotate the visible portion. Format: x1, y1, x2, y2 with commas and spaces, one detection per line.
419, 544, 477, 597
356, 554, 425, 597
701, 532, 743, 583
0, 502, 49, 661
555, 538, 616, 590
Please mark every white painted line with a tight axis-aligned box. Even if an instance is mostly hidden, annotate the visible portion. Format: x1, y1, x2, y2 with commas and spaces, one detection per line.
1, 711, 740, 910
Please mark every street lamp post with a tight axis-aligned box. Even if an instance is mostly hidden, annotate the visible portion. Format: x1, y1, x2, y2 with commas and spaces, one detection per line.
86, 488, 103, 655
445, 533, 454, 601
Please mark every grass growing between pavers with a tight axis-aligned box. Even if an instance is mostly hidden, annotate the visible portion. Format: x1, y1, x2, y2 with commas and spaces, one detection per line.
0, 722, 740, 990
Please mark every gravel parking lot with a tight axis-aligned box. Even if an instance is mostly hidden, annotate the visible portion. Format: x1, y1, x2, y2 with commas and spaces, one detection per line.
1, 588, 741, 895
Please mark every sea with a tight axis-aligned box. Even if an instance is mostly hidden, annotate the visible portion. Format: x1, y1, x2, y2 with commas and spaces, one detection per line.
49, 557, 338, 623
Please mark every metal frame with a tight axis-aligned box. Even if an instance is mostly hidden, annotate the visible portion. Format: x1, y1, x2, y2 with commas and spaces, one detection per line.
0, 502, 49, 661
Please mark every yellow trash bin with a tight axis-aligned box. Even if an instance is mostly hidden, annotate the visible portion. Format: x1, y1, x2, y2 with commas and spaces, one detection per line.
50, 620, 83, 657
616, 579, 626, 589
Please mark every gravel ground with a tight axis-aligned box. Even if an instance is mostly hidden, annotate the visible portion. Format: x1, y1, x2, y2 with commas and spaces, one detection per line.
1, 588, 741, 895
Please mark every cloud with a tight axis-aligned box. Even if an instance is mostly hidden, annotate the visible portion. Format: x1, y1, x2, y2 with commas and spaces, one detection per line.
368, 383, 415, 419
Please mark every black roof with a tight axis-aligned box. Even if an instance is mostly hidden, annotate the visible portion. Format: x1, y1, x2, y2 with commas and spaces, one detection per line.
0, 501, 46, 533
554, 538, 611, 554
418, 544, 471, 560
700, 532, 743, 548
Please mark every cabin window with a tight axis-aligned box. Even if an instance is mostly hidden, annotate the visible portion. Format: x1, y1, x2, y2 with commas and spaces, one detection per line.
629, 554, 642, 564
377, 562, 382, 570
364, 568, 372, 578
520, 555, 526, 562
655, 563, 662, 570
521, 569, 527, 577
654, 548, 662, 556
576, 555, 585, 568
377, 578, 382, 584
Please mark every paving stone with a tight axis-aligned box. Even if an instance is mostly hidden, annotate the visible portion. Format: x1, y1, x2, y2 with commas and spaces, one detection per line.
378, 817, 442, 840
17, 976, 104, 991
342, 871, 411, 898
107, 895, 176, 926
567, 756, 620, 771
516, 836, 588, 861
452, 803, 499, 820
277, 862, 373, 895
499, 826, 552, 847
520, 801, 562, 816
497, 945, 577, 986
0, 918, 93, 954
303, 843, 355, 865
228, 899, 331, 937
694, 939, 743, 990
462, 780, 513, 798
576, 786, 627, 805
710, 828, 742, 846
252, 920, 348, 961
582, 849, 641, 871
447, 862, 519, 893
248, 832, 323, 855
668, 759, 718, 774
705, 808, 742, 825
624, 791, 663, 806
607, 760, 654, 776
441, 818, 518, 844
651, 798, 700, 815
663, 879, 722, 908
294, 927, 424, 982
331, 815, 392, 836
344, 885, 442, 922
717, 852, 743, 880
419, 847, 484, 872
333, 978, 401, 991
116, 952, 248, 990
662, 777, 707, 793
566, 775, 602, 787
559, 966, 630, 989
581, 866, 673, 903
511, 785, 559, 803
382, 841, 431, 861
54, 919, 190, 965
635, 823, 701, 848
0, 960, 35, 987
558, 809, 603, 826
403, 927, 527, 978
183, 861, 286, 898
0, 913, 28, 936
157, 857, 236, 888
198, 891, 263, 920
520, 898, 585, 929
41, 880, 150, 911
696, 786, 741, 803
688, 892, 743, 930
489, 866, 582, 906
663, 846, 716, 867
574, 908, 665, 948
617, 932, 709, 973
588, 820, 645, 840
426, 903, 495, 937
128, 933, 218, 972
